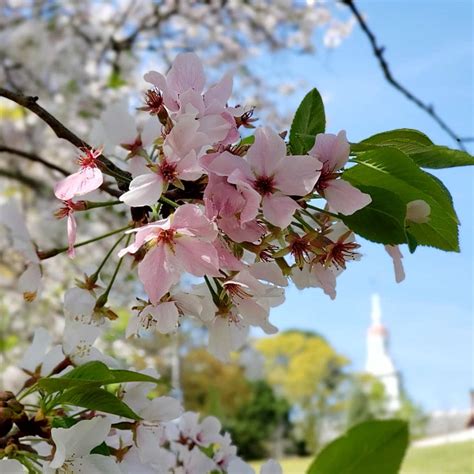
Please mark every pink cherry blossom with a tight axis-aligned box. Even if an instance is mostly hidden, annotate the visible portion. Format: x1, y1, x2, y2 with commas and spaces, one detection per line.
120, 116, 207, 207
309, 130, 372, 215
144, 52, 238, 145
120, 204, 219, 304
205, 126, 321, 227
385, 244, 405, 283
203, 171, 265, 243
54, 147, 103, 201
54, 200, 86, 258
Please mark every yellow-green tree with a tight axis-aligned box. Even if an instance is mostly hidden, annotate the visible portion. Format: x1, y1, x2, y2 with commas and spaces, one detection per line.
256, 330, 349, 453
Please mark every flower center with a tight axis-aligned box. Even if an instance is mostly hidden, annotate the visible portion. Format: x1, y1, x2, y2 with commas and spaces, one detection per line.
156, 228, 176, 246
77, 147, 101, 169
159, 161, 178, 182
142, 88, 164, 115
253, 175, 275, 196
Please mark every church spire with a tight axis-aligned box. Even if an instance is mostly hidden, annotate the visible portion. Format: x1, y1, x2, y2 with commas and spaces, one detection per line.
365, 293, 401, 412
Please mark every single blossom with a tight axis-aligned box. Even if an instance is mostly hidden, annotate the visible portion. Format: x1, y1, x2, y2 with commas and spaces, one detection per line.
120, 115, 207, 207
120, 204, 219, 304
309, 130, 372, 215
144, 52, 238, 145
90, 99, 160, 156
54, 200, 86, 258
205, 126, 322, 227
54, 147, 104, 201
126, 289, 202, 337
47, 418, 121, 473
203, 171, 265, 243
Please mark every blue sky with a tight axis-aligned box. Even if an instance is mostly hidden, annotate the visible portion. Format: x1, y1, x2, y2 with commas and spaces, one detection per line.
253, 1, 473, 411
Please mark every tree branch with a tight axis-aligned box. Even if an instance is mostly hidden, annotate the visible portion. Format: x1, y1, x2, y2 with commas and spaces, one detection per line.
0, 145, 69, 176
0, 87, 132, 189
0, 145, 122, 198
342, 0, 469, 152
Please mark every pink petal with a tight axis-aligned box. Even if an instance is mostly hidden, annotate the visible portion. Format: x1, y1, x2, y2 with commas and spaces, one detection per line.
309, 130, 350, 173
261, 194, 300, 228
198, 113, 234, 143
385, 245, 405, 283
202, 150, 251, 179
218, 217, 265, 243
324, 179, 372, 215
144, 70, 167, 91
67, 213, 77, 258
171, 204, 217, 241
150, 302, 179, 334
174, 237, 220, 277
311, 264, 337, 299
274, 155, 322, 196
246, 127, 286, 177
204, 72, 233, 110
54, 168, 103, 201
176, 151, 203, 181
120, 173, 163, 207
214, 239, 245, 271
138, 245, 180, 304
167, 52, 205, 95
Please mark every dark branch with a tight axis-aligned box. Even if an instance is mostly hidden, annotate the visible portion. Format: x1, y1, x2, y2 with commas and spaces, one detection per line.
0, 145, 121, 198
342, 0, 469, 152
0, 87, 132, 190
0, 145, 69, 176
0, 168, 48, 195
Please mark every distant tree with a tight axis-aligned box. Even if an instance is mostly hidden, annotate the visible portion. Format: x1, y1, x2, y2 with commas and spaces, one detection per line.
224, 380, 292, 460
256, 330, 349, 453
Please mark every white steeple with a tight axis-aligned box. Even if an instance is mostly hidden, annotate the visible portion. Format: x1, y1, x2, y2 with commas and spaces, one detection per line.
365, 294, 401, 412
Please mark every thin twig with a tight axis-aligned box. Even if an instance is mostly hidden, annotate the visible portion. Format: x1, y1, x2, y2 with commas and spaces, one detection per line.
0, 144, 69, 176
0, 87, 132, 189
341, 0, 469, 151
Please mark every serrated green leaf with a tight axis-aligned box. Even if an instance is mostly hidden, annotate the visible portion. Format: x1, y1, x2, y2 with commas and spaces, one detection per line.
307, 419, 409, 474
58, 387, 141, 420
289, 88, 325, 155
340, 186, 407, 245
38, 361, 161, 393
344, 148, 459, 252
351, 129, 474, 169
108, 369, 160, 385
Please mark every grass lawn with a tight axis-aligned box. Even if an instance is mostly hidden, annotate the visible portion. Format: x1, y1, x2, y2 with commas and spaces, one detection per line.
250, 441, 474, 473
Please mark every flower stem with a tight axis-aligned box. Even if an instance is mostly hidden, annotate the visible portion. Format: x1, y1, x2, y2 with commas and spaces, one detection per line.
38, 224, 132, 260
306, 203, 340, 219
95, 234, 132, 307
159, 195, 179, 208
89, 233, 127, 283
84, 200, 122, 210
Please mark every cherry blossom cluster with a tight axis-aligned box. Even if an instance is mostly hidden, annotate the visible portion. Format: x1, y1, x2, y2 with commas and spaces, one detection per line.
0, 324, 280, 474
44, 52, 385, 361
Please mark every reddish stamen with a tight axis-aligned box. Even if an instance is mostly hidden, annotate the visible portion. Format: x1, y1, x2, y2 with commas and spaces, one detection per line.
159, 161, 178, 182
253, 175, 275, 196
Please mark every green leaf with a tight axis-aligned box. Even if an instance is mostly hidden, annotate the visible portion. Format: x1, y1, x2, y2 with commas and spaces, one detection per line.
351, 129, 474, 169
240, 135, 255, 145
38, 361, 161, 393
289, 88, 325, 155
58, 387, 141, 420
108, 369, 161, 385
107, 70, 127, 89
90, 442, 111, 456
344, 148, 459, 252
406, 231, 418, 254
408, 146, 474, 169
307, 419, 409, 474
339, 186, 407, 245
